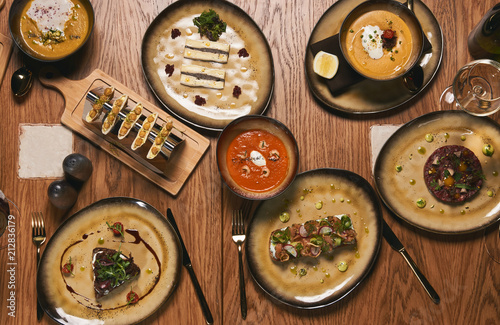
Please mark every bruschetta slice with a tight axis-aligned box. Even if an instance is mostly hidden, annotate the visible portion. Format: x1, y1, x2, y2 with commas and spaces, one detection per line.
269, 214, 357, 262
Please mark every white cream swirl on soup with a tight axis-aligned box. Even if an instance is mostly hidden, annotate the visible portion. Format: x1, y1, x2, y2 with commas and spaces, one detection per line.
361, 25, 383, 59
26, 0, 74, 35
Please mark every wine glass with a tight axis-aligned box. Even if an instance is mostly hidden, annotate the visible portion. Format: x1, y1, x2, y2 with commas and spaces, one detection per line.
439, 59, 500, 116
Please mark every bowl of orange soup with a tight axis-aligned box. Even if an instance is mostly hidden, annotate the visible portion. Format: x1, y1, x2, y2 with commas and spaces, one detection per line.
339, 0, 424, 81
217, 115, 299, 200
9, 0, 94, 62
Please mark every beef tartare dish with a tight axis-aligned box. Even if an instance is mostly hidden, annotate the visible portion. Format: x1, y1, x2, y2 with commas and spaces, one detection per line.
423, 145, 484, 203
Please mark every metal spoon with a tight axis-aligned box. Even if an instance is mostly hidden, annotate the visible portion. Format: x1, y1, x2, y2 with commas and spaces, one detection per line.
402, 0, 425, 92
11, 66, 33, 97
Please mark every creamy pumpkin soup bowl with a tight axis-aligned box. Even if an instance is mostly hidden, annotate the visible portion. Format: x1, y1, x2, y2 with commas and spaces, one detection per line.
339, 0, 424, 81
9, 0, 94, 62
217, 115, 299, 200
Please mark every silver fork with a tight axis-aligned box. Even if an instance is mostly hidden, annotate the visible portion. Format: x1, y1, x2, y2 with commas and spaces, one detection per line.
32, 212, 46, 320
232, 210, 247, 320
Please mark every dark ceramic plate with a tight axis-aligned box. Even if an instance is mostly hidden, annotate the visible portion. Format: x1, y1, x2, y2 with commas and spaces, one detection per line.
141, 0, 274, 131
374, 111, 500, 234
246, 168, 382, 308
37, 197, 181, 324
305, 0, 443, 114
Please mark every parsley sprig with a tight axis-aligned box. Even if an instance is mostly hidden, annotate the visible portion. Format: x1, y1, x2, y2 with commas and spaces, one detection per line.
193, 9, 227, 41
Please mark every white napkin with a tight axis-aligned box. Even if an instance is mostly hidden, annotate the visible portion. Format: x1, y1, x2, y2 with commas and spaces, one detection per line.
18, 124, 73, 178
370, 124, 402, 173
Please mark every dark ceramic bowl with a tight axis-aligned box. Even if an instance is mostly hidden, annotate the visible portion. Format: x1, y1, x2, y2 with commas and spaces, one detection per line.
217, 115, 299, 200
9, 0, 94, 62
339, 0, 424, 81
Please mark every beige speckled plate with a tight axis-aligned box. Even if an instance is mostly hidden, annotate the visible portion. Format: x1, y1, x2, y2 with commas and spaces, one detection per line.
305, 0, 443, 114
374, 111, 500, 234
246, 168, 382, 309
142, 0, 274, 131
37, 197, 181, 324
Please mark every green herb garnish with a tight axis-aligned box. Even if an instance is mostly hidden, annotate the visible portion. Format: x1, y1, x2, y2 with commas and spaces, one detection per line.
106, 221, 124, 237
193, 9, 227, 41
430, 179, 441, 190
295, 243, 304, 256
341, 215, 352, 229
455, 184, 475, 190
310, 235, 324, 246
96, 247, 132, 287
271, 228, 291, 244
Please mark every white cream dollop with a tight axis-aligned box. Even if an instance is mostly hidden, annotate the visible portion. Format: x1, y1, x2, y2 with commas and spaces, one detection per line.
250, 150, 266, 167
361, 25, 383, 59
26, 0, 74, 35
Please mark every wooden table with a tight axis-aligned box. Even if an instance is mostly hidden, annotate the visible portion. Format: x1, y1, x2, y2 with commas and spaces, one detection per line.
0, 0, 498, 324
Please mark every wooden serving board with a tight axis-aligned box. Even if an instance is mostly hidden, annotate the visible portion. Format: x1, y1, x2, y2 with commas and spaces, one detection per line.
0, 32, 13, 86
39, 67, 210, 196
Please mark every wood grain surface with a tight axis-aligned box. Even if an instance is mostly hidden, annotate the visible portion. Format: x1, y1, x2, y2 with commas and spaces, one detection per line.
0, 1, 499, 325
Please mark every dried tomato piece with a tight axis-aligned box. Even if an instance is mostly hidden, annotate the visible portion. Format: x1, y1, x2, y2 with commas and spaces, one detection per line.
233, 85, 242, 99
126, 289, 139, 305
171, 28, 181, 39
382, 29, 397, 49
238, 48, 249, 58
194, 95, 206, 106
382, 29, 394, 39
106, 221, 124, 237
165, 64, 174, 77
62, 257, 74, 276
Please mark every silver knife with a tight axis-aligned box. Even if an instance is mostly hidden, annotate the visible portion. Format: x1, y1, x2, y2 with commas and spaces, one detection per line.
167, 209, 214, 324
382, 219, 440, 304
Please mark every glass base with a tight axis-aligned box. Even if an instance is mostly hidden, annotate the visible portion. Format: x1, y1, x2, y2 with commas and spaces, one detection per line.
439, 85, 459, 111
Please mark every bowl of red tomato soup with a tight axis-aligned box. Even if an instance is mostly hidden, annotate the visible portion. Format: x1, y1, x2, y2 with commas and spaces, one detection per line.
217, 115, 299, 200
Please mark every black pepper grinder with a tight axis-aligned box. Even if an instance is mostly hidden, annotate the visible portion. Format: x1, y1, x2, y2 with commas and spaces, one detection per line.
467, 3, 500, 61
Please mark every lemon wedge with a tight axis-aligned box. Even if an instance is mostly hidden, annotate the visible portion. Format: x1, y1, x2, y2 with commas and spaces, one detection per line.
313, 51, 339, 79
